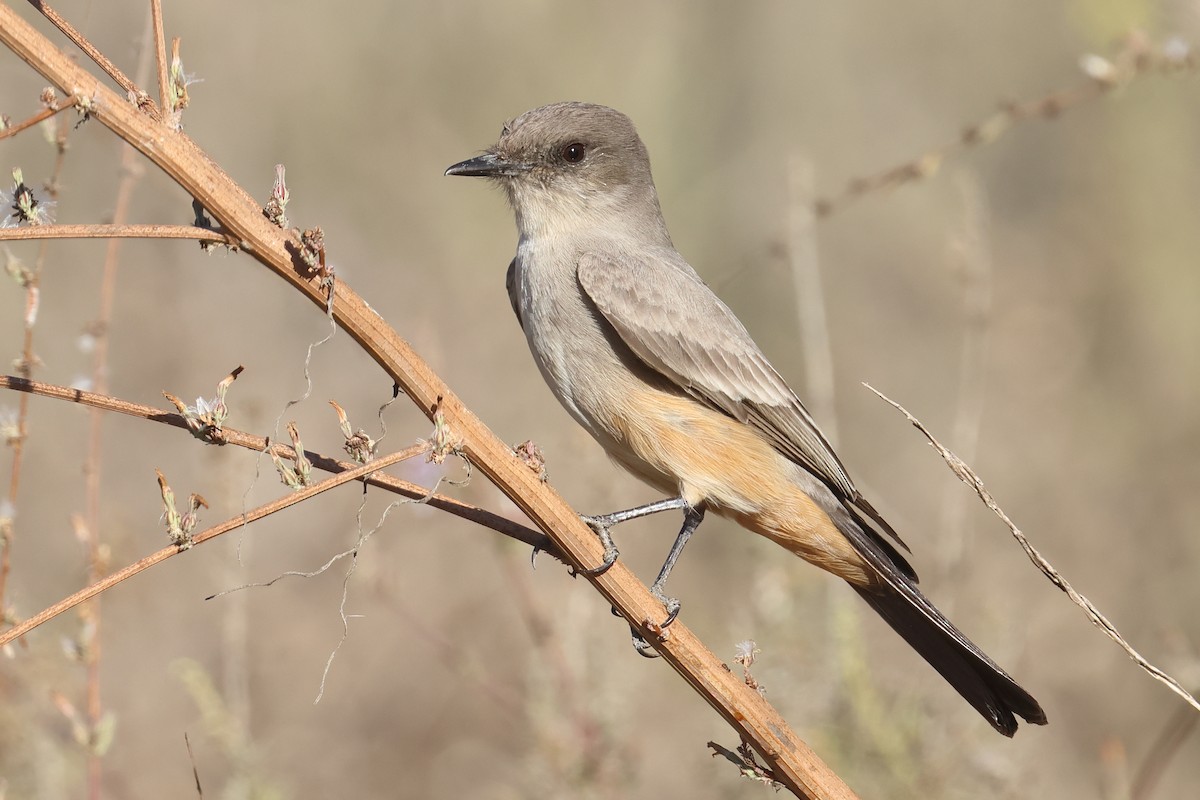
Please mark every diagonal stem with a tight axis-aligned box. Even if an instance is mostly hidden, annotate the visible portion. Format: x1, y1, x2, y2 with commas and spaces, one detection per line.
0, 9, 856, 797
0, 446, 423, 649
26, 1, 145, 104
149, 0, 169, 114
0, 375, 560, 559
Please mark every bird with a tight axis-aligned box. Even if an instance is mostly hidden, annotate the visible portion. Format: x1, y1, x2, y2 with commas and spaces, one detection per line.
446, 101, 1047, 736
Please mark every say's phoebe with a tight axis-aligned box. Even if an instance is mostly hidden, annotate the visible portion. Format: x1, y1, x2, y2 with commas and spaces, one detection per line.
446, 101, 1046, 736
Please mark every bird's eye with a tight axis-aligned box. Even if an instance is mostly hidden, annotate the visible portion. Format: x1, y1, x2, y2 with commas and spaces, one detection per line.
561, 142, 586, 163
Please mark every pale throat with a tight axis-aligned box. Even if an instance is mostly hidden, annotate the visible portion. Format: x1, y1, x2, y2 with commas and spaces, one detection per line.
508, 180, 641, 242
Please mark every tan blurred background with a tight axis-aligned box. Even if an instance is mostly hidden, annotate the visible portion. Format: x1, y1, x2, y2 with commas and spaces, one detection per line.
2, 1, 1199, 797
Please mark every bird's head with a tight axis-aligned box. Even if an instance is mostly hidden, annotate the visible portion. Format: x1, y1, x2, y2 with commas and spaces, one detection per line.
446, 101, 666, 240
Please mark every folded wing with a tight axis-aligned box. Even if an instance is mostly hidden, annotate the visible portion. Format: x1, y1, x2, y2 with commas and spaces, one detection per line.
577, 247, 908, 555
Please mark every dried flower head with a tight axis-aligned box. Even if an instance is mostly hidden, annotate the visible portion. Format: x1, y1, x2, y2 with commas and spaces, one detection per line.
264, 164, 290, 228
2, 168, 55, 227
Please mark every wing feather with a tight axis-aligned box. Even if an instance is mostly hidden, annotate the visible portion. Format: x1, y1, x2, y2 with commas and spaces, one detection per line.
577, 248, 909, 552
505, 258, 523, 330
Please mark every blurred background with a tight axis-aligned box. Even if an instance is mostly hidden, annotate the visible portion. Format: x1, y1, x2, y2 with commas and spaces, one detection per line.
2, 1, 1199, 797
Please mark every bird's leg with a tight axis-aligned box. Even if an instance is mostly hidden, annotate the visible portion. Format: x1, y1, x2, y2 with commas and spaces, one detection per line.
574, 497, 688, 576
630, 503, 707, 657
647, 503, 705, 623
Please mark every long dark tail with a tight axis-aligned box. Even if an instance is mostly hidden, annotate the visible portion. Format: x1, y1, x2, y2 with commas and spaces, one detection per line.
854, 583, 1047, 736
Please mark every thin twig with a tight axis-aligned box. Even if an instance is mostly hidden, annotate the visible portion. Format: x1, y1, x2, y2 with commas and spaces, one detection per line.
26, 0, 145, 105
80, 21, 156, 793
0, 94, 76, 141
0, 446, 422, 649
0, 223, 238, 245
864, 382, 1200, 715
183, 732, 204, 798
0, 375, 559, 559
149, 0, 169, 115
0, 89, 71, 628
815, 32, 1197, 218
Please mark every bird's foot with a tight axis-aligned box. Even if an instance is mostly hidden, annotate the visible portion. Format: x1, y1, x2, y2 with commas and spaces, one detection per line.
570, 514, 620, 576
626, 588, 681, 657
571, 498, 688, 577
631, 626, 660, 658
651, 586, 682, 630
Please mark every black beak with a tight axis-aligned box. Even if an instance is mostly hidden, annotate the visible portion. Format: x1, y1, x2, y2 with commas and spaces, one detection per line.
444, 152, 529, 177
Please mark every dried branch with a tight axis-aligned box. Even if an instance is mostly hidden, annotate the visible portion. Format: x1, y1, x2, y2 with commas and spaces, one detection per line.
80, 23, 157, 787
865, 382, 1200, 716
149, 0, 169, 114
0, 445, 423, 649
0, 223, 238, 245
0, 86, 71, 627
0, 93, 76, 141
0, 375, 558, 559
26, 0, 147, 107
815, 31, 1196, 218
0, 8, 855, 796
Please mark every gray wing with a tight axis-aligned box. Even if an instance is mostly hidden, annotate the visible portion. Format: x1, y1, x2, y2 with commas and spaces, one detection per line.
577, 248, 908, 551
505, 258, 523, 330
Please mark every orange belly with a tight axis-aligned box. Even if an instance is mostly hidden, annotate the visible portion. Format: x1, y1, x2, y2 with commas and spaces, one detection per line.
599, 385, 874, 587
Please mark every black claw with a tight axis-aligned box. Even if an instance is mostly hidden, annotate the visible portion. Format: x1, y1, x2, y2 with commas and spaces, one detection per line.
650, 587, 681, 630
588, 546, 621, 575
625, 594, 679, 657
659, 600, 681, 629
575, 515, 621, 576
569, 545, 619, 577
631, 628, 660, 658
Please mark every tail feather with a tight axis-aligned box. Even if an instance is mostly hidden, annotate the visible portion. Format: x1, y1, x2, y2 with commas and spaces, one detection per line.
854, 583, 1047, 736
